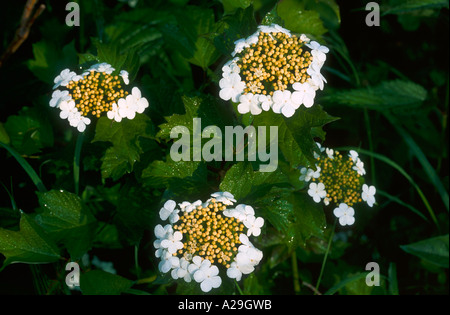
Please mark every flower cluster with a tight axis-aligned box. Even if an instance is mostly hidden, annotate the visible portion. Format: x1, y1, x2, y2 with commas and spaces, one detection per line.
50, 62, 148, 132
300, 144, 377, 226
153, 192, 264, 292
219, 24, 328, 118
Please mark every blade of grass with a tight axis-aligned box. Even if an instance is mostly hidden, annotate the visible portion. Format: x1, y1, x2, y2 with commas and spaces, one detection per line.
73, 132, 84, 196
0, 142, 46, 193
385, 113, 449, 212
337, 147, 439, 230
377, 189, 429, 222
315, 218, 337, 294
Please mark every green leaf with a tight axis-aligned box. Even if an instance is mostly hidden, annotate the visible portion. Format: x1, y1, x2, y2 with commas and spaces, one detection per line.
382, 0, 449, 15
0, 123, 10, 145
253, 106, 338, 167
219, 162, 255, 200
400, 234, 449, 268
80, 270, 133, 295
0, 212, 61, 269
277, 0, 328, 37
220, 0, 253, 14
34, 190, 97, 260
322, 80, 427, 111
4, 106, 54, 155
93, 115, 154, 180
27, 40, 78, 84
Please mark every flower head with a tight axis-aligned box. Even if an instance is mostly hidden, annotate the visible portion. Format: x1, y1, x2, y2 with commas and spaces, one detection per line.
219, 24, 328, 118
333, 203, 355, 226
153, 192, 263, 292
50, 62, 148, 132
362, 184, 376, 207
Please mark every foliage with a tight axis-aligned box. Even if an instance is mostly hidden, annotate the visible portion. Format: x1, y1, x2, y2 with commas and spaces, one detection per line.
0, 0, 448, 295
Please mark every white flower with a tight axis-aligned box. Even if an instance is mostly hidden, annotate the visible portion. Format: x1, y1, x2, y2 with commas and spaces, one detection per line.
120, 70, 129, 85
53, 68, 76, 89
244, 215, 264, 237
50, 90, 71, 108
272, 90, 297, 118
59, 100, 78, 120
246, 32, 260, 46
333, 203, 355, 226
273, 24, 291, 36
307, 63, 327, 91
353, 158, 366, 176
237, 93, 262, 115
193, 260, 222, 293
187, 256, 203, 275
130, 87, 149, 114
171, 258, 192, 282
118, 94, 138, 120
308, 182, 327, 203
89, 62, 115, 74
179, 200, 202, 213
211, 192, 236, 206
70, 113, 91, 132
228, 204, 255, 221
237, 233, 254, 253
258, 24, 277, 34
306, 41, 329, 67
222, 59, 240, 76
349, 150, 359, 163
232, 38, 249, 56
299, 167, 314, 182
234, 247, 263, 274
160, 231, 183, 254
159, 200, 179, 223
314, 142, 325, 158
159, 256, 179, 274
219, 73, 246, 103
362, 184, 376, 207
106, 103, 122, 122
258, 95, 273, 111
326, 148, 334, 159
153, 224, 173, 258
323, 196, 330, 206
300, 34, 310, 43
226, 262, 244, 281
291, 82, 316, 108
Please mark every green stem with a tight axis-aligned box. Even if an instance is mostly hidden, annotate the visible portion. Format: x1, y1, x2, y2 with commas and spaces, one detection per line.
73, 132, 85, 196
135, 242, 141, 279
364, 108, 376, 186
0, 142, 47, 193
315, 218, 337, 294
235, 280, 244, 295
291, 251, 301, 294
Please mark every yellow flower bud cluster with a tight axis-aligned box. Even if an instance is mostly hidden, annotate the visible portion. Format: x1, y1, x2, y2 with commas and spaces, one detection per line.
237, 32, 313, 96
173, 198, 244, 268
313, 151, 363, 207
66, 71, 128, 118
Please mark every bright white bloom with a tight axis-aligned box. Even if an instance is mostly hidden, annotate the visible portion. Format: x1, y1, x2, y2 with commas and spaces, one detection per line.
160, 231, 183, 254
226, 262, 244, 281
362, 184, 376, 207
130, 87, 149, 114
211, 192, 236, 206
153, 224, 173, 258
179, 200, 202, 213
118, 94, 138, 120
291, 82, 316, 108
70, 113, 91, 132
307, 63, 327, 91
159, 200, 179, 223
272, 90, 296, 118
187, 256, 203, 275
159, 256, 179, 274
333, 203, 355, 226
259, 95, 273, 111
59, 100, 78, 120
222, 59, 240, 76
353, 159, 366, 176
219, 73, 246, 102
244, 215, 264, 237
258, 25, 277, 34
50, 90, 71, 108
120, 70, 129, 85
326, 148, 334, 159
323, 197, 330, 206
314, 142, 326, 159
53, 69, 76, 89
232, 38, 249, 57
223, 204, 254, 221
306, 41, 329, 67
349, 150, 359, 163
237, 93, 262, 115
171, 258, 192, 282
106, 103, 122, 122
193, 260, 222, 293
308, 182, 327, 203
89, 62, 115, 74
300, 34, 310, 43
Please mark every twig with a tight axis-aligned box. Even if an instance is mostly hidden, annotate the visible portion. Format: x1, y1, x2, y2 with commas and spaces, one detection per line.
302, 281, 322, 295
0, 0, 45, 68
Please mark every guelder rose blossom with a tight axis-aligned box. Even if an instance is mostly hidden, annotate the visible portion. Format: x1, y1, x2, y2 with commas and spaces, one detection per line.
153, 192, 264, 292
219, 24, 328, 118
50, 63, 149, 132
